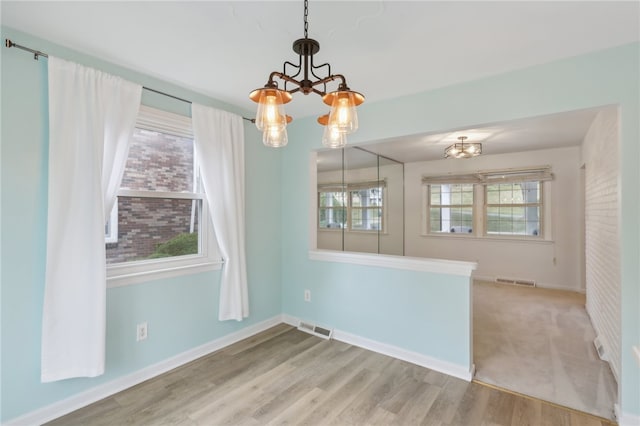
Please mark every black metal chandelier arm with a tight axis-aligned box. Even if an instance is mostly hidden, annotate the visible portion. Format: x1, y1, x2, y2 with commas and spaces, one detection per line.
310, 62, 331, 82
310, 73, 346, 88
268, 71, 306, 90
283, 59, 303, 80
310, 52, 332, 82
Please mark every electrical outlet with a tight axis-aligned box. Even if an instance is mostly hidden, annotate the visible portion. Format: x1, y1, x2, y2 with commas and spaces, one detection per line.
137, 322, 148, 341
304, 289, 311, 302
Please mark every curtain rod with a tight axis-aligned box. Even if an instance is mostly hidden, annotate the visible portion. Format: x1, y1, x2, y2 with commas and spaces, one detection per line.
5, 38, 255, 123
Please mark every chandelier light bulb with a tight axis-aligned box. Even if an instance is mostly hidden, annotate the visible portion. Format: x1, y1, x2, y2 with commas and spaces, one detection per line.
322, 124, 347, 149
328, 92, 358, 134
263, 125, 288, 148
255, 89, 287, 131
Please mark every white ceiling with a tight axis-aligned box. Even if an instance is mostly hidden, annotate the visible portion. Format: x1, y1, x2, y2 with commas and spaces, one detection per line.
362, 106, 604, 164
2, 2, 638, 163
317, 106, 605, 171
2, 1, 638, 121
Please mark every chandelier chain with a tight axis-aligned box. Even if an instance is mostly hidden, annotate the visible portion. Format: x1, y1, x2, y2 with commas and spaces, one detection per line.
303, 0, 309, 38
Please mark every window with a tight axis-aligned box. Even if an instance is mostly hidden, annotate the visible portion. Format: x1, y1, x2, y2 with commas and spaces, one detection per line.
486, 181, 541, 236
423, 167, 552, 240
106, 105, 220, 285
318, 190, 347, 229
350, 186, 383, 231
428, 183, 474, 234
318, 181, 385, 232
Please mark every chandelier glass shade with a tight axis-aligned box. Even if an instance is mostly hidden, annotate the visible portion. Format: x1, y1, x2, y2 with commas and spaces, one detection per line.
252, 87, 292, 132
324, 89, 364, 134
263, 125, 289, 148
444, 136, 482, 159
249, 0, 364, 148
318, 114, 347, 148
261, 114, 293, 148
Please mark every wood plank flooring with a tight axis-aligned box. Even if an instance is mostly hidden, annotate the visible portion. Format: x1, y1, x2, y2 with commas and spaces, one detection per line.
46, 324, 615, 426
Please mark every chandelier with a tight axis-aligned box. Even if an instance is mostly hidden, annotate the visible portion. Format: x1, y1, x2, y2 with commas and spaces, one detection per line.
444, 136, 482, 159
249, 0, 364, 148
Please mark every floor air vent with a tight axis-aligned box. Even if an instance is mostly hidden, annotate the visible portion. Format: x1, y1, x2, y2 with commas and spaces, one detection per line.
495, 277, 536, 287
298, 321, 333, 340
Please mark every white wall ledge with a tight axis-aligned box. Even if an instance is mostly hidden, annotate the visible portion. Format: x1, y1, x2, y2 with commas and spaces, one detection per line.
309, 250, 477, 277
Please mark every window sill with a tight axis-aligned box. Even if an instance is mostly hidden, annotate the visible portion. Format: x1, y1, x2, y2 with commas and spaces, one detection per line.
309, 249, 477, 277
420, 234, 554, 244
318, 228, 388, 235
107, 256, 223, 288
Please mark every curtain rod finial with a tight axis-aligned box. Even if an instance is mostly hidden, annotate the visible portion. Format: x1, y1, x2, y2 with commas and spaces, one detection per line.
5, 39, 14, 48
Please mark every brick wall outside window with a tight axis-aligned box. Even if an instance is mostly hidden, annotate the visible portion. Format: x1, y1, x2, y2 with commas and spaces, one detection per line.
106, 130, 197, 264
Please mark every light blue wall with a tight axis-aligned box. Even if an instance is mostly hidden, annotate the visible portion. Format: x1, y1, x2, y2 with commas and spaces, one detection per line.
282, 42, 639, 415
0, 27, 282, 421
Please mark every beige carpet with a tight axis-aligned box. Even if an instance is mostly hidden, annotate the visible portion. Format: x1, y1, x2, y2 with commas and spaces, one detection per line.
473, 281, 617, 420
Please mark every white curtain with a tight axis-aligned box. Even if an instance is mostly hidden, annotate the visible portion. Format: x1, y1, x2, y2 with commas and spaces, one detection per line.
191, 104, 249, 321
42, 57, 141, 382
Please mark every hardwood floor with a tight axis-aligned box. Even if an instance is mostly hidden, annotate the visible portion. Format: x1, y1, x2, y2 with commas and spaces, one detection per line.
47, 324, 614, 426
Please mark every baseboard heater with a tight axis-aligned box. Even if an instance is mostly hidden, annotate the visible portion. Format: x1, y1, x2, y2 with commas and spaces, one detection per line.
298, 321, 333, 340
495, 277, 536, 287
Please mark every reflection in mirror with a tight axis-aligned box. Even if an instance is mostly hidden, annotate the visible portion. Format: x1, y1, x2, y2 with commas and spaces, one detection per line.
316, 147, 404, 255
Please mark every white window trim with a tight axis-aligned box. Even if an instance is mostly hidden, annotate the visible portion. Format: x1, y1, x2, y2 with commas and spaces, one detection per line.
484, 181, 544, 239
426, 183, 475, 236
105, 202, 118, 243
421, 167, 553, 241
106, 105, 222, 288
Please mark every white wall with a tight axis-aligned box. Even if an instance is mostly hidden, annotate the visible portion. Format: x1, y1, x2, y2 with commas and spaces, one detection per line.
317, 163, 404, 255
404, 146, 582, 291
582, 107, 621, 381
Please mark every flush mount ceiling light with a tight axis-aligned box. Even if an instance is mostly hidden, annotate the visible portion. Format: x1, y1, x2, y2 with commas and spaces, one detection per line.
249, 0, 364, 148
444, 136, 483, 159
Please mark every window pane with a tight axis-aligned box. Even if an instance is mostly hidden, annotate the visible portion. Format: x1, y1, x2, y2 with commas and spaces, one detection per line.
350, 188, 383, 208
351, 208, 381, 231
429, 207, 442, 232
430, 186, 442, 205
428, 183, 473, 234
319, 207, 345, 228
120, 129, 194, 192
106, 197, 200, 264
430, 184, 473, 206
430, 207, 473, 233
486, 181, 541, 236
351, 191, 364, 207
319, 191, 346, 208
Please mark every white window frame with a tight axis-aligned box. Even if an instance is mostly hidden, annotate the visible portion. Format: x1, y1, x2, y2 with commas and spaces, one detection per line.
105, 202, 118, 243
426, 183, 475, 236
484, 181, 543, 238
422, 167, 553, 241
106, 105, 222, 287
348, 185, 385, 232
318, 181, 387, 233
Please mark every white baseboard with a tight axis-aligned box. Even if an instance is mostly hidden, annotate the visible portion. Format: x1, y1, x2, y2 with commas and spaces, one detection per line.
473, 275, 584, 293
281, 313, 298, 327
285, 314, 473, 382
5, 315, 284, 426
